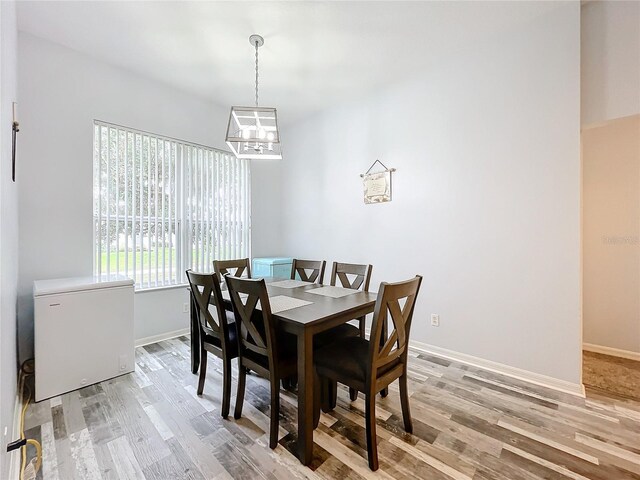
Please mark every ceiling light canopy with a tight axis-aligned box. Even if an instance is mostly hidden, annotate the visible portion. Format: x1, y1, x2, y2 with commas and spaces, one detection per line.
225, 34, 282, 160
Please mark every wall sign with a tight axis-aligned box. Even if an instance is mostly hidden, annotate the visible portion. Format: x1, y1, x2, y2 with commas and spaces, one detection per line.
360, 159, 395, 204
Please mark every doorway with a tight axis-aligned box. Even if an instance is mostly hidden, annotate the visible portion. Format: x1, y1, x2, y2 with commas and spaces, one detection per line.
582, 114, 640, 400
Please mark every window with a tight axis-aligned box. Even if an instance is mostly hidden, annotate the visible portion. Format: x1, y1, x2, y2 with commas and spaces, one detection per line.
93, 121, 251, 289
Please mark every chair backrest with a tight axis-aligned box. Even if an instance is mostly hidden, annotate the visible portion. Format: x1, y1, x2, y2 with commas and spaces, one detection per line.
213, 258, 251, 282
186, 270, 232, 346
291, 259, 326, 284
225, 275, 278, 368
368, 276, 423, 378
330, 262, 373, 292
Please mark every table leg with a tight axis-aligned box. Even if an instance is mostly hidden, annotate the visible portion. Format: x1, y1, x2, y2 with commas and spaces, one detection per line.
297, 329, 314, 465
190, 294, 200, 374
358, 315, 366, 337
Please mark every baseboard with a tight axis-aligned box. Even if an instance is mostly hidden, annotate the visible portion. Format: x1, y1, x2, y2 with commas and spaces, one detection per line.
409, 340, 585, 398
583, 343, 640, 361
360, 327, 585, 398
135, 328, 190, 347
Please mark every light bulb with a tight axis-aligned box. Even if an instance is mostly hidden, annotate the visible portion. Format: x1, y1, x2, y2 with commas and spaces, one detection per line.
266, 132, 274, 141
268, 143, 273, 151
242, 128, 250, 140
258, 129, 266, 139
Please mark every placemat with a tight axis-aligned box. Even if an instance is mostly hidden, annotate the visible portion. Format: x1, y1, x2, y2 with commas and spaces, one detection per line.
270, 279, 313, 289
306, 286, 358, 298
221, 291, 312, 313
266, 295, 313, 313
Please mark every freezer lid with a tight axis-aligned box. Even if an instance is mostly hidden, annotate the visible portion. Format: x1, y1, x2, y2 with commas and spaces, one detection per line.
253, 257, 293, 266
33, 274, 134, 297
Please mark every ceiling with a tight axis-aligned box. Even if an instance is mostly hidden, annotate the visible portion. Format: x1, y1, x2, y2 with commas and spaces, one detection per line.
17, 1, 562, 123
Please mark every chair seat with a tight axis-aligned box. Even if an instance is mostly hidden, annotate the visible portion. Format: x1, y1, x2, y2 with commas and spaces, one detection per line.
243, 331, 298, 372
202, 310, 238, 357
315, 336, 399, 384
314, 323, 360, 349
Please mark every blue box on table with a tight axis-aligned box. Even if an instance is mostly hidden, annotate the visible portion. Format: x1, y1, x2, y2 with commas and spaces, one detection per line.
252, 257, 293, 279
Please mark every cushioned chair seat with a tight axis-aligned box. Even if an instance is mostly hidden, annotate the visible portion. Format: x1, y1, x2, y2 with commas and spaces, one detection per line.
314, 336, 399, 383
201, 309, 235, 329
314, 323, 360, 349
243, 331, 297, 369
202, 311, 238, 356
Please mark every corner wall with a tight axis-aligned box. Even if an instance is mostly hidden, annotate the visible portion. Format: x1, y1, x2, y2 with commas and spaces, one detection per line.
0, 1, 20, 475
280, 3, 582, 387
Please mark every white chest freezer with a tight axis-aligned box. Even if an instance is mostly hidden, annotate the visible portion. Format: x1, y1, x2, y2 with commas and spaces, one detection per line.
34, 275, 135, 401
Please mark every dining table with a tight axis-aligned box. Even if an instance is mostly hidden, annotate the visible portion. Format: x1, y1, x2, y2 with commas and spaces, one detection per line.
188, 277, 378, 465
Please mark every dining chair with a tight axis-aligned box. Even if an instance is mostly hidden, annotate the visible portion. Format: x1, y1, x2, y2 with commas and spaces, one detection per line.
330, 262, 373, 293
186, 270, 238, 419
213, 258, 252, 282
314, 275, 423, 471
330, 262, 373, 337
213, 258, 252, 331
291, 259, 326, 284
225, 275, 298, 449
329, 262, 373, 401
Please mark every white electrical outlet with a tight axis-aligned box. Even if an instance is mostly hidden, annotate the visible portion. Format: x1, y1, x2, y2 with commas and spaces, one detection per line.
431, 314, 440, 327
183, 302, 189, 313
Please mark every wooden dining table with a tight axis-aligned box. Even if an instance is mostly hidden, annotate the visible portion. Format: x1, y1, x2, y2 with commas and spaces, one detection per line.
188, 277, 378, 465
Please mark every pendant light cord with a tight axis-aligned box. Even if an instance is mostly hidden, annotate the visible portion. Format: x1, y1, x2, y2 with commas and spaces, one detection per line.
255, 40, 259, 107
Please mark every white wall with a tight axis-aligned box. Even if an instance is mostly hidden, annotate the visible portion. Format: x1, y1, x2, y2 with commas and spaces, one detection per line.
0, 1, 19, 475
280, 3, 582, 386
581, 1, 640, 126
250, 160, 282, 258
17, 33, 280, 357
583, 115, 640, 355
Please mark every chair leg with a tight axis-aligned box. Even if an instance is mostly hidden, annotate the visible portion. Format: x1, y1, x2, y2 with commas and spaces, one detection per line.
352, 318, 365, 405
349, 387, 358, 401
269, 377, 280, 449
319, 377, 337, 413
289, 376, 298, 390
281, 376, 297, 392
234, 361, 247, 420
399, 373, 413, 434
328, 379, 337, 411
313, 372, 321, 429
365, 391, 379, 471
197, 345, 207, 395
221, 356, 231, 419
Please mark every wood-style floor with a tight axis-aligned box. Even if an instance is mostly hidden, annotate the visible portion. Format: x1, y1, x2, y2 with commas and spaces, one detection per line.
24, 336, 640, 479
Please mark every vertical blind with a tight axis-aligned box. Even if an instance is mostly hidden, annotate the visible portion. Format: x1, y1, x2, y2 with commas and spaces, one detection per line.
93, 121, 251, 289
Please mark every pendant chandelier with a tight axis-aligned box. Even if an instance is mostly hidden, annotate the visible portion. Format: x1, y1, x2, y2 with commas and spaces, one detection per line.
225, 34, 282, 160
